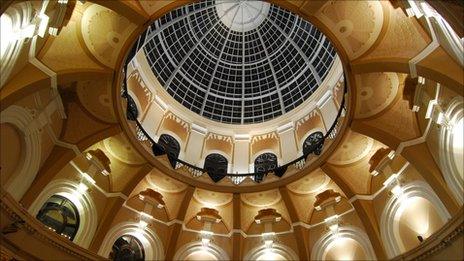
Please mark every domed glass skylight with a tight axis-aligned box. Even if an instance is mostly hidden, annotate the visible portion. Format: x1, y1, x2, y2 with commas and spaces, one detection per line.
139, 0, 337, 124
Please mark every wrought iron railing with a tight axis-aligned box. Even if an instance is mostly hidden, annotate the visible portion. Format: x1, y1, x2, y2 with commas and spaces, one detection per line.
122, 77, 347, 184
121, 45, 347, 184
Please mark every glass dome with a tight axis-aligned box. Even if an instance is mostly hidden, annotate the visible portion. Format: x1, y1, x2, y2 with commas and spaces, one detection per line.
138, 0, 337, 124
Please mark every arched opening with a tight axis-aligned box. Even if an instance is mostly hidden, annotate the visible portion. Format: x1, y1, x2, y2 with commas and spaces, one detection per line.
311, 226, 377, 260
36, 195, 80, 240
0, 123, 23, 186
204, 153, 229, 182
395, 197, 446, 252
29, 179, 98, 248
440, 98, 464, 204
98, 222, 164, 261
244, 243, 299, 261
184, 250, 218, 261
253, 152, 278, 182
0, 2, 33, 87
254, 153, 278, 173
0, 14, 13, 59
125, 94, 139, 121
303, 131, 325, 156
380, 181, 451, 258
256, 251, 286, 261
173, 242, 229, 261
111, 235, 145, 261
158, 134, 181, 160
323, 237, 368, 260
1, 105, 41, 201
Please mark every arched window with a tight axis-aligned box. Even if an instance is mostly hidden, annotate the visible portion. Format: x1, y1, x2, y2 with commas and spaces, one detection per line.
153, 134, 181, 168
36, 195, 79, 240
254, 153, 278, 183
303, 131, 324, 156
111, 235, 145, 261
254, 153, 278, 173
204, 153, 228, 182
158, 134, 181, 160
126, 95, 138, 121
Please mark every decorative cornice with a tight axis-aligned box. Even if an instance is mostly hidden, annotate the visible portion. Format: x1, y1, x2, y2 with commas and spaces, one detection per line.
314, 189, 341, 210
254, 208, 282, 224
139, 188, 166, 207
196, 207, 222, 223
368, 147, 392, 173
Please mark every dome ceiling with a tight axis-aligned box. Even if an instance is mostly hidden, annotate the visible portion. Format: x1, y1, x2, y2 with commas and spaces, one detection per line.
139, 0, 338, 124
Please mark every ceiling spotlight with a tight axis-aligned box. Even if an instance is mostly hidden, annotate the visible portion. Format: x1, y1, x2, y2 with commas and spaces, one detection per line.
329, 223, 339, 233
76, 182, 88, 194
261, 232, 275, 249
200, 230, 213, 247
391, 185, 403, 197
138, 220, 148, 230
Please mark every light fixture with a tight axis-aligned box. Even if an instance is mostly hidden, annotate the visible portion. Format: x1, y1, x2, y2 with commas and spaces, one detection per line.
76, 182, 88, 194
434, 111, 452, 129
200, 230, 213, 247
261, 232, 275, 249
81, 172, 96, 185
390, 184, 407, 203
329, 223, 339, 233
201, 237, 210, 247
417, 235, 424, 243
387, 150, 396, 159
20, 24, 36, 39
391, 184, 403, 196
138, 220, 148, 230
264, 239, 273, 249
370, 169, 379, 176
324, 215, 340, 236
37, 13, 49, 37
425, 100, 437, 119
383, 173, 399, 187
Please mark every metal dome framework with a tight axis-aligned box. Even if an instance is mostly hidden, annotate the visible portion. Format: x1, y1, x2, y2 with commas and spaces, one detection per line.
140, 0, 337, 124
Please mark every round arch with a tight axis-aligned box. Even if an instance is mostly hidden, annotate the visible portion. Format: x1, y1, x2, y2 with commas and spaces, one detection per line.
98, 221, 164, 261
0, 105, 41, 201
244, 243, 299, 261
1, 1, 33, 87
198, 150, 232, 174
156, 131, 184, 158
439, 97, 464, 204
28, 179, 98, 248
173, 241, 229, 261
380, 180, 451, 258
311, 226, 377, 260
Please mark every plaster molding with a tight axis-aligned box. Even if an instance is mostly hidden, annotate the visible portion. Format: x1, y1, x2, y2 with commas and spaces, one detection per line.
380, 180, 452, 258
0, 105, 41, 201
173, 241, 229, 261
28, 179, 99, 248
311, 225, 377, 260
244, 242, 299, 261
98, 221, 164, 261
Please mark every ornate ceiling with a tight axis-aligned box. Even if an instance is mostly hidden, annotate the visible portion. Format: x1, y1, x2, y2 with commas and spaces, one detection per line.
0, 0, 462, 260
